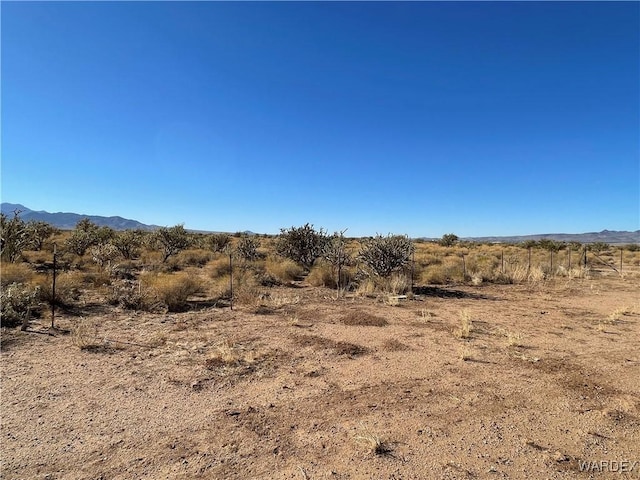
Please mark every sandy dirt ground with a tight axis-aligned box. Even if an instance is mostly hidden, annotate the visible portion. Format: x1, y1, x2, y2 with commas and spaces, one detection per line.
2, 273, 639, 479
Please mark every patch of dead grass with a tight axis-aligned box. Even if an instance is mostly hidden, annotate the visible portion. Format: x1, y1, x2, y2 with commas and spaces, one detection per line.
340, 311, 388, 327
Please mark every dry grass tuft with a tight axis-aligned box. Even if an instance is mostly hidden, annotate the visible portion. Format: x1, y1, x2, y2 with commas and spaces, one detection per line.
0, 262, 35, 287
205, 339, 247, 368
355, 424, 392, 456
459, 345, 472, 361
306, 263, 335, 287
73, 318, 101, 350
505, 331, 525, 348
453, 309, 473, 339
141, 271, 203, 312
265, 257, 304, 283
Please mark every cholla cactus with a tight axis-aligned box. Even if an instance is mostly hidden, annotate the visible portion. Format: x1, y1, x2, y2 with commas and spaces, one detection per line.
276, 223, 329, 270
358, 234, 414, 278
236, 236, 260, 261
90, 243, 120, 270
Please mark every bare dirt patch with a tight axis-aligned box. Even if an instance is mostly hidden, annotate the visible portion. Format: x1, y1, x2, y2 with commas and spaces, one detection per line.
2, 276, 639, 479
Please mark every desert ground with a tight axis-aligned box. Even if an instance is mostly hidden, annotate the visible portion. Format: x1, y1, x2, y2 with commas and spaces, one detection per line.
2, 268, 639, 480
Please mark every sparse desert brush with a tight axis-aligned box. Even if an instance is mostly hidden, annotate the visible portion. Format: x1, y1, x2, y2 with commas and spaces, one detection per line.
606, 305, 638, 323
386, 273, 411, 294
141, 271, 202, 312
505, 331, 525, 348
34, 271, 83, 307
265, 257, 304, 283
527, 265, 545, 283
176, 248, 212, 268
417, 309, 436, 320
0, 262, 35, 286
420, 259, 463, 285
354, 424, 391, 456
20, 249, 52, 264
307, 262, 336, 287
459, 345, 472, 361
205, 339, 256, 368
0, 282, 41, 328
72, 318, 101, 350
454, 309, 473, 339
355, 277, 377, 297
107, 280, 150, 310
206, 255, 232, 279
140, 249, 164, 266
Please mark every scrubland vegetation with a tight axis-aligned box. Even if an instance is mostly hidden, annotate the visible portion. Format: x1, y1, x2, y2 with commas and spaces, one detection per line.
1, 213, 639, 325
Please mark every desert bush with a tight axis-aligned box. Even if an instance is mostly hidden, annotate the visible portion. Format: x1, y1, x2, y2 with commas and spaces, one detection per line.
64, 218, 113, 256
176, 248, 212, 268
141, 271, 202, 312
589, 242, 610, 254
89, 243, 120, 270
152, 225, 191, 263
112, 230, 144, 259
0, 282, 41, 327
321, 231, 353, 290
1, 262, 35, 286
358, 234, 414, 278
276, 223, 329, 270
207, 233, 231, 253
25, 221, 57, 251
439, 233, 459, 247
107, 280, 148, 310
0, 211, 28, 262
236, 237, 261, 262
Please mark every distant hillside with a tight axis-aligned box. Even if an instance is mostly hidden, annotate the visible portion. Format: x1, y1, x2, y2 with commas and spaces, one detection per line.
464, 230, 640, 245
1, 203, 159, 231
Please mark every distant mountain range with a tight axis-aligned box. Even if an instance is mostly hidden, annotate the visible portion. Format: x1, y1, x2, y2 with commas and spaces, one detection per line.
2, 202, 638, 243
463, 230, 640, 245
1, 203, 159, 231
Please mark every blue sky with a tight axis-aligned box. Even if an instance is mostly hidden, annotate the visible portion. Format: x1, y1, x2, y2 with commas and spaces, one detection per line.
2, 1, 638, 237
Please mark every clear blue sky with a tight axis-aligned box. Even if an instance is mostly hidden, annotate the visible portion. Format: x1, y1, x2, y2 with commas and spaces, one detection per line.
2, 1, 638, 237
